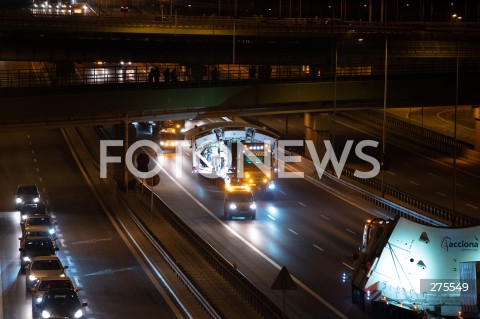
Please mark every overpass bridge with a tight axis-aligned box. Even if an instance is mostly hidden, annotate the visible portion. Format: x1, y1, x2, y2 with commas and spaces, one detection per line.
1, 72, 478, 131
1, 10, 480, 132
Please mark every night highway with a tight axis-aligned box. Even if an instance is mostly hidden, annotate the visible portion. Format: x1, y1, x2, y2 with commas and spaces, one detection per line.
0, 130, 182, 319
253, 108, 480, 220
0, 123, 385, 319
3, 1, 480, 317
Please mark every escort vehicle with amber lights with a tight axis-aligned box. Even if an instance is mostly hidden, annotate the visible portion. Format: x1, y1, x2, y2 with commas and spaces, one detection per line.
159, 127, 181, 151
351, 216, 480, 318
223, 185, 257, 220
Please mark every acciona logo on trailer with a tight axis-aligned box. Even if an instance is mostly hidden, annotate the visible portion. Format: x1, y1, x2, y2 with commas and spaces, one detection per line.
441, 236, 479, 252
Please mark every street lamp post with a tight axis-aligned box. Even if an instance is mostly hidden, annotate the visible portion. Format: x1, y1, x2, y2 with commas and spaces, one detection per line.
381, 38, 388, 197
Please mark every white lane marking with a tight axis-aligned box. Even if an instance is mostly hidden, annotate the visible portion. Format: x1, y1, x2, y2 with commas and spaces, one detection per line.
456, 183, 464, 188
466, 203, 478, 209
298, 201, 307, 207
71, 238, 113, 244
66, 256, 75, 266
320, 214, 330, 220
428, 172, 437, 177
73, 275, 81, 287
184, 152, 191, 157
33, 158, 37, 163
36, 168, 40, 173
31, 150, 35, 154
159, 165, 350, 318
39, 177, 43, 183
386, 171, 396, 176
313, 244, 324, 251
267, 215, 276, 221
289, 229, 298, 235
82, 299, 92, 314
42, 187, 46, 193
409, 180, 420, 186
345, 228, 356, 235
279, 190, 286, 195
436, 192, 447, 197
27, 134, 30, 139
59, 239, 66, 248
342, 262, 354, 270
29, 141, 32, 146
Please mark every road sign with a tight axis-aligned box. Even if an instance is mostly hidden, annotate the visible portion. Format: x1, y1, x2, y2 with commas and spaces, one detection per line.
271, 266, 296, 290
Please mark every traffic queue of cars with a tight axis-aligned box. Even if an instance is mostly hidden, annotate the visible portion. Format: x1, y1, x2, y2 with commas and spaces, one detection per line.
15, 184, 88, 319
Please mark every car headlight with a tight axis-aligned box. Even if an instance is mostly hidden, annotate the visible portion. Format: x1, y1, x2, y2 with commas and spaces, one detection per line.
36, 297, 43, 304
49, 228, 55, 235
74, 309, 83, 318
41, 310, 51, 318
60, 273, 66, 277
34, 198, 40, 203
16, 198, 22, 204
250, 203, 257, 210
268, 182, 275, 190
23, 256, 31, 262
229, 203, 237, 210
29, 274, 37, 281
22, 214, 28, 220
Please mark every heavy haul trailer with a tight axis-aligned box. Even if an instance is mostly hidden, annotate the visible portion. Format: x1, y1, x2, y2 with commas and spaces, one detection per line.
352, 216, 480, 318
187, 122, 277, 195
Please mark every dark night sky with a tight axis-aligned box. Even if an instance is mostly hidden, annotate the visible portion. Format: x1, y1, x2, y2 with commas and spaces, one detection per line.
182, 0, 479, 22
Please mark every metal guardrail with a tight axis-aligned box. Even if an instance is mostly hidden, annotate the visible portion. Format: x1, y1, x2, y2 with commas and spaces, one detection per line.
286, 154, 448, 227
2, 10, 480, 35
141, 180, 286, 319
89, 125, 286, 319
337, 110, 477, 226
344, 110, 474, 153
239, 114, 475, 227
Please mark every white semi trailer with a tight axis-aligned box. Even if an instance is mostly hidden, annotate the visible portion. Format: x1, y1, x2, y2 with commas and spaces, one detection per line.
352, 216, 480, 318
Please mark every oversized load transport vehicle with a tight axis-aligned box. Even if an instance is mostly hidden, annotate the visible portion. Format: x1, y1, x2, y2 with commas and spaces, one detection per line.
352, 216, 480, 318
186, 122, 277, 194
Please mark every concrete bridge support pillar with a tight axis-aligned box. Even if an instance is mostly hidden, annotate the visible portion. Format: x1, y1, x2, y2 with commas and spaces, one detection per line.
112, 121, 136, 190
304, 112, 332, 160
472, 106, 480, 151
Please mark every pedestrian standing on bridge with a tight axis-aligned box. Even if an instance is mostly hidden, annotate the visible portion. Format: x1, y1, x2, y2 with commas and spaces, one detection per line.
153, 66, 160, 84
148, 67, 154, 84
163, 67, 171, 83
249, 65, 256, 82
171, 68, 178, 82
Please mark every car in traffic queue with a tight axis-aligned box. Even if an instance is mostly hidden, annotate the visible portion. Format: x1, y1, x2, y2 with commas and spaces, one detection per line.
223, 185, 257, 220
31, 276, 80, 308
19, 230, 58, 251
19, 236, 58, 271
21, 213, 57, 238
35, 288, 87, 319
15, 184, 40, 210
20, 201, 49, 223
25, 256, 69, 290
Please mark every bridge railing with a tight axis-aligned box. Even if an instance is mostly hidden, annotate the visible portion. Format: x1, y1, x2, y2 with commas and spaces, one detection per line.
1, 58, 478, 89
0, 63, 357, 89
